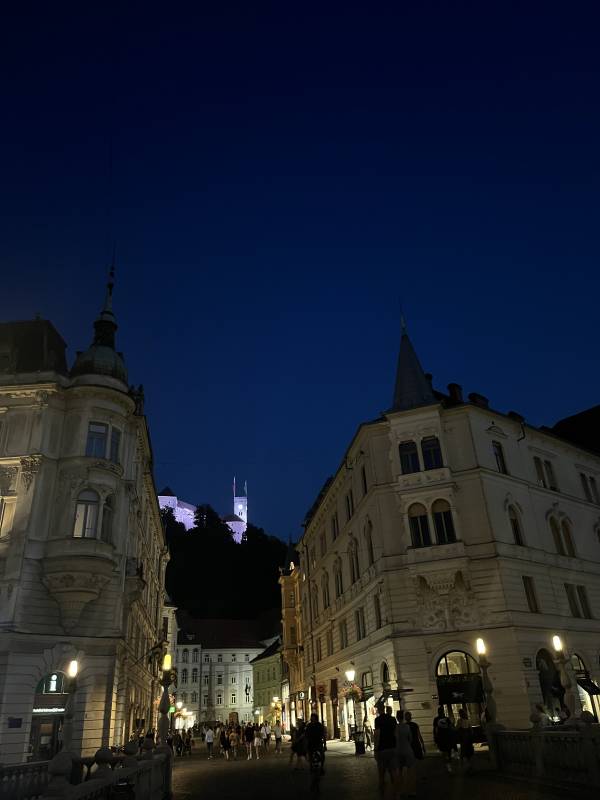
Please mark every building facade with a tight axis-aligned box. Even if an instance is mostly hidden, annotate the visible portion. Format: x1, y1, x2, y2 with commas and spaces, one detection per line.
251, 638, 283, 724
280, 560, 308, 729
0, 280, 168, 764
286, 325, 600, 741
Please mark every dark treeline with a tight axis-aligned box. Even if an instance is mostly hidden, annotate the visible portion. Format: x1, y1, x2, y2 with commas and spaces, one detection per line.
162, 504, 289, 618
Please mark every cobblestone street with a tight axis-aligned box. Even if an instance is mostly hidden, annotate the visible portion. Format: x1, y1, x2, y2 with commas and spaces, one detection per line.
171, 740, 587, 800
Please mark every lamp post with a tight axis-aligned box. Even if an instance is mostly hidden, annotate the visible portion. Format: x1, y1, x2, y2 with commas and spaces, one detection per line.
344, 667, 356, 740
552, 635, 579, 717
476, 638, 497, 724
158, 654, 175, 744
61, 659, 79, 753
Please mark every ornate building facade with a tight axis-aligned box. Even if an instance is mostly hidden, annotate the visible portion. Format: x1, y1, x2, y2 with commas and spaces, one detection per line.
0, 278, 167, 763
251, 637, 283, 724
284, 324, 600, 740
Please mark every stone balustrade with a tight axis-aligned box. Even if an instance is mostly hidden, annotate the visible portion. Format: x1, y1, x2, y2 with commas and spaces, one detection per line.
1, 742, 172, 800
488, 722, 600, 788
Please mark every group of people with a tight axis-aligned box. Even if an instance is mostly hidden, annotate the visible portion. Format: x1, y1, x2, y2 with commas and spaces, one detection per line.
432, 706, 474, 773
202, 720, 284, 760
373, 707, 426, 797
288, 714, 327, 773
171, 729, 194, 756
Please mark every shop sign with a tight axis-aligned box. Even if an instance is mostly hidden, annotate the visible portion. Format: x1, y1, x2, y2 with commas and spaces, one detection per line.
298, 691, 305, 699
436, 674, 483, 704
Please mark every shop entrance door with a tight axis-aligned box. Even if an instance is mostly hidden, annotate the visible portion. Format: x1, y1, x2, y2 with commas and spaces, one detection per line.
29, 716, 63, 761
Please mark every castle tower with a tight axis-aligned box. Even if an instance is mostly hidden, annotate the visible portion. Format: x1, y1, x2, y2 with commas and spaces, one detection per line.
225, 478, 248, 543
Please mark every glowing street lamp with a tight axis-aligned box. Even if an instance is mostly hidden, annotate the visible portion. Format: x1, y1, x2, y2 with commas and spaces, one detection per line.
552, 635, 563, 653
345, 668, 355, 683
162, 653, 172, 671
476, 638, 486, 656
476, 638, 496, 724
176, 701, 183, 710
551, 634, 578, 716
68, 659, 79, 678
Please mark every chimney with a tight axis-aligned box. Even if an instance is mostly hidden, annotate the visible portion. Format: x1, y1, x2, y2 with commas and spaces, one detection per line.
468, 392, 489, 409
447, 383, 463, 403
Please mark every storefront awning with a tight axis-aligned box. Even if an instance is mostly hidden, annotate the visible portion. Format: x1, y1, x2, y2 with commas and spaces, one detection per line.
577, 677, 600, 695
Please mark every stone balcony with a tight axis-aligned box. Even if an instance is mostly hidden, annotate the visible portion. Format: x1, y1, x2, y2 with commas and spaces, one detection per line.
42, 538, 118, 633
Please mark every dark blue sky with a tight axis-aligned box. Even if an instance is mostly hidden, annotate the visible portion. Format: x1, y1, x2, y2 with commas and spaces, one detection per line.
1, 2, 599, 538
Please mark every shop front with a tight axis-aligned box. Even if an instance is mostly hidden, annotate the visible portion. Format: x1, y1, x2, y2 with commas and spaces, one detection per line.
28, 672, 68, 761
435, 651, 484, 731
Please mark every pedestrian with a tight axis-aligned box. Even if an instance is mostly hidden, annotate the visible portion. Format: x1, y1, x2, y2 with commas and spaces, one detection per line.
244, 722, 254, 759
456, 709, 474, 771
260, 723, 268, 750
265, 722, 272, 750
291, 720, 307, 770
174, 731, 183, 757
229, 728, 239, 760
205, 726, 214, 759
305, 712, 326, 776
221, 727, 231, 761
433, 709, 454, 773
373, 704, 399, 795
405, 712, 425, 761
396, 711, 416, 797
253, 725, 263, 760
274, 719, 283, 754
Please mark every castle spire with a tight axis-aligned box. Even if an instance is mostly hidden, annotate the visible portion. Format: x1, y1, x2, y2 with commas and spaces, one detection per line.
391, 318, 436, 411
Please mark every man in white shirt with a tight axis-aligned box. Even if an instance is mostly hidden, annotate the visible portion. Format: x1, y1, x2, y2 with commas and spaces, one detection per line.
205, 726, 214, 759
274, 721, 282, 753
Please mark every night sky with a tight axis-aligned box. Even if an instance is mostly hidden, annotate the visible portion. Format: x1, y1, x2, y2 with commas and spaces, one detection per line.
1, 3, 599, 539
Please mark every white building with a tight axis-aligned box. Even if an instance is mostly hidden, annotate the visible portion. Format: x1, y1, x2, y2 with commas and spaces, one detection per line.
0, 276, 167, 763
174, 614, 269, 725
157, 481, 249, 543
288, 323, 600, 740
157, 488, 195, 530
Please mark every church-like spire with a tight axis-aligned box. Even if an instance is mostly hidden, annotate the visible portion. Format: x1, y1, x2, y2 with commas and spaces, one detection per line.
391, 319, 436, 411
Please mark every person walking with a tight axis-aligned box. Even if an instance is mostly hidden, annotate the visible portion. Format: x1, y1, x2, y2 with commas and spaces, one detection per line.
274, 720, 283, 754
456, 709, 474, 772
174, 731, 183, 757
229, 727, 239, 760
260, 723, 268, 750
433, 709, 454, 773
244, 722, 254, 759
373, 705, 398, 795
290, 720, 307, 770
405, 712, 425, 761
205, 726, 214, 759
396, 711, 417, 797
221, 726, 231, 761
253, 725, 263, 760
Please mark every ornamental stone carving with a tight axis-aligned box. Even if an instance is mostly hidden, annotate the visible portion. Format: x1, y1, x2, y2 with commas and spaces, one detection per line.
42, 571, 111, 632
20, 455, 43, 491
412, 569, 480, 631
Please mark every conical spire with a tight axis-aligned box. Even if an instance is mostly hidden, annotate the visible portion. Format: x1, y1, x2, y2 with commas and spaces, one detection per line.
391, 320, 436, 411
92, 262, 117, 348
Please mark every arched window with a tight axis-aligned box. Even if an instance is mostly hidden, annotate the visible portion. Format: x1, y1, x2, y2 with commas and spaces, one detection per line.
381, 662, 390, 686
182, 649, 189, 663
436, 651, 482, 720
181, 668, 188, 683
192, 668, 198, 683
349, 539, 360, 583
192, 649, 199, 662
508, 506, 524, 546
422, 436, 443, 470
364, 522, 375, 566
432, 500, 456, 544
436, 651, 480, 676
561, 520, 576, 556
408, 503, 431, 548
73, 489, 99, 538
334, 559, 344, 598
399, 441, 420, 474
100, 494, 114, 543
361, 671, 373, 688
321, 572, 330, 609
550, 518, 576, 557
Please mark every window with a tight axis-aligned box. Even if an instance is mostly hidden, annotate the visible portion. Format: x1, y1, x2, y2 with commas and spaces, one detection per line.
544, 460, 558, 491
355, 607, 366, 640
345, 490, 355, 521
509, 506, 524, 546
0, 496, 17, 538
399, 441, 420, 474
109, 428, 121, 464
319, 532, 326, 557
245, 654, 249, 662
550, 518, 575, 557
349, 539, 360, 583
321, 572, 330, 609
217, 654, 222, 663
217, 674, 223, 685
310, 546, 316, 568
590, 477, 600, 505
432, 499, 456, 544
522, 576, 540, 613
565, 584, 592, 618
181, 692, 187, 703
408, 503, 431, 548
231, 693, 236, 704
316, 637, 322, 662
100, 495, 114, 543
331, 513, 339, 541
422, 436, 443, 470
365, 522, 375, 566
339, 619, 348, 649
203, 674, 209, 685
192, 649, 199, 662
181, 669, 188, 683
581, 473, 600, 504
534, 457, 547, 488
86, 422, 108, 458
191, 691, 198, 703
326, 629, 333, 656
203, 695, 208, 706
334, 560, 344, 598
373, 594, 382, 629
182, 649, 189, 663
73, 489, 99, 538
492, 441, 508, 474
361, 465, 368, 495
204, 655, 210, 663
192, 668, 198, 683
561, 520, 576, 557
231, 675, 236, 684
217, 693, 223, 705
581, 473, 593, 502
231, 654, 236, 662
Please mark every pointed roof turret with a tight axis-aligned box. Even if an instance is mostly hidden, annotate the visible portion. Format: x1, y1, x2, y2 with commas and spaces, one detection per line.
391, 318, 436, 411
71, 263, 128, 387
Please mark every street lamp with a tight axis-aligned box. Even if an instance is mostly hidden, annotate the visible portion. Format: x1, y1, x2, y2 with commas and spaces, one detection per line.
68, 660, 79, 678
62, 658, 80, 754
552, 634, 578, 716
476, 638, 497, 724
176, 701, 183, 710
345, 668, 356, 683
158, 653, 176, 744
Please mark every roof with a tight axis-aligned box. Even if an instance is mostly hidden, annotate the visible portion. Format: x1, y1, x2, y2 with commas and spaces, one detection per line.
223, 513, 244, 523
549, 406, 600, 456
391, 329, 436, 411
0, 319, 68, 377
159, 486, 175, 497
176, 613, 265, 648
250, 637, 282, 664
